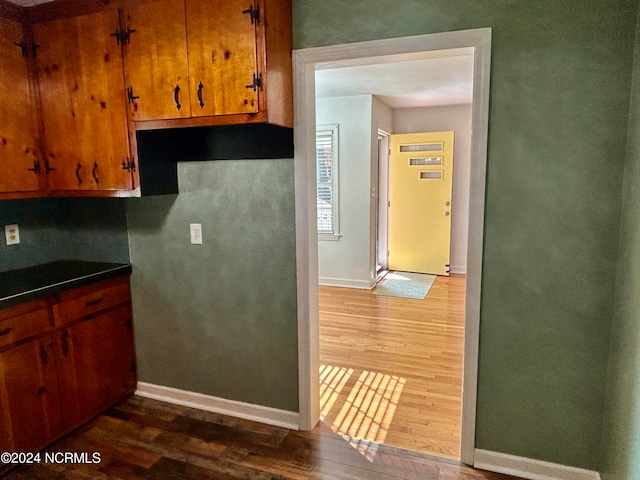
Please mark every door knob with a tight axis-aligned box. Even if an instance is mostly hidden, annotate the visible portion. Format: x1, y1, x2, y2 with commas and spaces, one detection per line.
444, 201, 450, 206
443, 211, 450, 216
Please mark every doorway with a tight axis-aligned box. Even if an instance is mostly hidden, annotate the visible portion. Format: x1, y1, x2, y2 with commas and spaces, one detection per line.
293, 28, 492, 466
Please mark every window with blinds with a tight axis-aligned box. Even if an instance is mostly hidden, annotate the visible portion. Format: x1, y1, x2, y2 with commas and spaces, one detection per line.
316, 124, 339, 235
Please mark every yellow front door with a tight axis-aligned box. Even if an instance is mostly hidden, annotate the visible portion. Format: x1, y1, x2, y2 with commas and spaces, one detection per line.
388, 131, 454, 275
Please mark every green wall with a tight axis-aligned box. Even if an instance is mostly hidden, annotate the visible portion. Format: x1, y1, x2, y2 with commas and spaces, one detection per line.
0, 198, 129, 272
127, 160, 298, 411
601, 5, 640, 479
293, 0, 636, 469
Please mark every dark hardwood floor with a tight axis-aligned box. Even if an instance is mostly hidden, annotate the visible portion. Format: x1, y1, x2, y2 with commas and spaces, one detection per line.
2, 395, 523, 479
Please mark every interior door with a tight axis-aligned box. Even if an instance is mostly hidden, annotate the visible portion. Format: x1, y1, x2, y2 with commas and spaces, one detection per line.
388, 131, 454, 275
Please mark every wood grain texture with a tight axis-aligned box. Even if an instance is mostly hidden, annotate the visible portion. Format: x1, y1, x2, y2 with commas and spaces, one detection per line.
185, 0, 258, 117
0, 16, 42, 195
0, 335, 63, 453
122, 0, 192, 121
3, 395, 523, 479
33, 9, 133, 192
262, 0, 293, 127
0, 0, 25, 22
319, 274, 466, 460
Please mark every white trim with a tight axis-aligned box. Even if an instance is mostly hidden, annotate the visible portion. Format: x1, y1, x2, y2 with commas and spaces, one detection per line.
461, 27, 492, 465
318, 234, 341, 241
319, 277, 375, 289
293, 28, 492, 461
474, 449, 602, 480
449, 265, 467, 275
135, 382, 299, 430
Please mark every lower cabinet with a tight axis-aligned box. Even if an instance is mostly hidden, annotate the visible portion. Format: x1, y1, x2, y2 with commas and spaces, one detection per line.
57, 304, 136, 427
0, 276, 135, 462
0, 335, 62, 452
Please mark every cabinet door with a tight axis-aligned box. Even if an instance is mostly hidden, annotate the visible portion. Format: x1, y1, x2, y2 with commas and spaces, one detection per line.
33, 10, 133, 192
0, 17, 43, 195
57, 305, 136, 427
0, 336, 62, 452
122, 0, 191, 121
186, 0, 259, 117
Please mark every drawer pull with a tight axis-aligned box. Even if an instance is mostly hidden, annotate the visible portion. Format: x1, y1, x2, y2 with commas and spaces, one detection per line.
85, 298, 104, 307
40, 345, 48, 365
0, 327, 12, 337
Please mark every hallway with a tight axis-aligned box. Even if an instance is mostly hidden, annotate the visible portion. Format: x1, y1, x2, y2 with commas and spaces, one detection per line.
319, 274, 465, 460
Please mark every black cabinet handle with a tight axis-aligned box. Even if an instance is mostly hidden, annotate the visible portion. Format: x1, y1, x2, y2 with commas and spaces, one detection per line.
14, 41, 27, 57
0, 327, 12, 337
45, 160, 55, 173
85, 297, 104, 307
75, 163, 83, 185
174, 84, 181, 110
92, 162, 99, 185
27, 159, 40, 174
197, 82, 204, 108
61, 330, 69, 356
40, 345, 48, 365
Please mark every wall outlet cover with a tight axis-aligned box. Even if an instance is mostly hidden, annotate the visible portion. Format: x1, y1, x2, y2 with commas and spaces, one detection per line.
5, 224, 20, 245
190, 223, 202, 245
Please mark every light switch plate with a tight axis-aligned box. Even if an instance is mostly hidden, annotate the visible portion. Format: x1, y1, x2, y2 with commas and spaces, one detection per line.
5, 224, 19, 245
190, 223, 202, 245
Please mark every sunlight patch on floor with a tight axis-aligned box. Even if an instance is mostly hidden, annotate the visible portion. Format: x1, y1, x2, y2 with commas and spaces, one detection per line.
319, 364, 354, 420
319, 365, 406, 462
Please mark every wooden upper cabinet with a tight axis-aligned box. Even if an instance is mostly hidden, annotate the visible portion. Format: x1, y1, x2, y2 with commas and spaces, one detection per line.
32, 10, 134, 193
0, 17, 44, 197
185, 0, 258, 117
121, 0, 191, 121
128, 0, 292, 129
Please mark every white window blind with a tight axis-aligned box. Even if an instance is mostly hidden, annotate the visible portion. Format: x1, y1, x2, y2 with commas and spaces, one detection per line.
316, 125, 339, 235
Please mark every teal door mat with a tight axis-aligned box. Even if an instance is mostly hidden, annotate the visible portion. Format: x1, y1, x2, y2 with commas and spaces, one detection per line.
373, 271, 436, 299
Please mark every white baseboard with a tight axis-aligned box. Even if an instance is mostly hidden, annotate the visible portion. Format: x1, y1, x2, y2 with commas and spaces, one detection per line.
474, 449, 601, 480
318, 277, 375, 289
135, 382, 299, 430
450, 265, 467, 274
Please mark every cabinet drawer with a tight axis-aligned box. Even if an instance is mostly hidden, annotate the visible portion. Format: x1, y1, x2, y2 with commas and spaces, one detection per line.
0, 307, 51, 348
53, 281, 130, 326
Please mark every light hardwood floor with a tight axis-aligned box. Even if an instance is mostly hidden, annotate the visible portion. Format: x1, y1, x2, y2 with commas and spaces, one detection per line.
319, 274, 465, 460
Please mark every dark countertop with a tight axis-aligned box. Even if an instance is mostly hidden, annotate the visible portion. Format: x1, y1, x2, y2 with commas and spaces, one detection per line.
0, 260, 132, 310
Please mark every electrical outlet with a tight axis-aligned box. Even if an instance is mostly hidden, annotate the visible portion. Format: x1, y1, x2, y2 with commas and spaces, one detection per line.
5, 224, 20, 245
190, 223, 202, 245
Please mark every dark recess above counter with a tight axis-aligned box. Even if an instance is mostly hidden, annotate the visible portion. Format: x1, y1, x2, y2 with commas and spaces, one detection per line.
135, 123, 294, 196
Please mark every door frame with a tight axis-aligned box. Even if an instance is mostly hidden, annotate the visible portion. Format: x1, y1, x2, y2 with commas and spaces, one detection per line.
293, 28, 492, 465
377, 130, 390, 275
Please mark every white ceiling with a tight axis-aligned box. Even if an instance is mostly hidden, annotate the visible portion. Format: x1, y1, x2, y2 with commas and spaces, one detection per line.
316, 47, 474, 109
